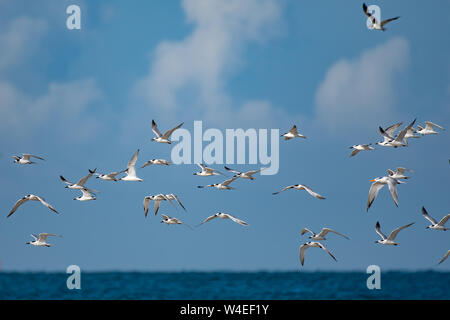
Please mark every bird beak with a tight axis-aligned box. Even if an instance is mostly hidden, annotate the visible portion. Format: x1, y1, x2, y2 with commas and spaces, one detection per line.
370, 179, 375, 182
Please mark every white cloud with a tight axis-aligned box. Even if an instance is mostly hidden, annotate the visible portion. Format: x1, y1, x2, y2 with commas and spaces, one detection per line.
315, 37, 410, 132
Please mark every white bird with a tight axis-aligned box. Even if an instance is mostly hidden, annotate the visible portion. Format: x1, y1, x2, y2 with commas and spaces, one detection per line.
377, 119, 416, 148
74, 188, 96, 201
197, 176, 238, 190
94, 170, 127, 181
367, 176, 403, 211
164, 194, 186, 211
26, 233, 61, 247
160, 214, 193, 229
12, 154, 45, 165
141, 159, 172, 168
416, 121, 445, 135
387, 167, 413, 180
273, 184, 325, 199
60, 169, 97, 190
151, 119, 184, 144
198, 212, 248, 227
143, 194, 175, 217
224, 166, 265, 180
301, 228, 349, 240
349, 144, 374, 157
281, 125, 306, 140
421, 207, 450, 231
438, 250, 450, 265
374, 221, 414, 245
403, 127, 420, 143
363, 3, 400, 31
193, 163, 224, 176
299, 242, 337, 266
120, 149, 143, 182
8, 194, 58, 217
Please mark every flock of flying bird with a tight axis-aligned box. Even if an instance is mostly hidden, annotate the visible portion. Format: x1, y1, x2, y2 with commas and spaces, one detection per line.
5, 3, 449, 268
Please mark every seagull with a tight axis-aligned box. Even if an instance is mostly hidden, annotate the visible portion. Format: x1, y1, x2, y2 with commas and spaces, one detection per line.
12, 154, 45, 165
301, 228, 349, 240
141, 159, 172, 168
193, 163, 224, 176
198, 212, 248, 227
151, 119, 184, 144
403, 127, 421, 143
8, 194, 58, 217
224, 166, 265, 180
74, 188, 96, 201
281, 125, 306, 141
60, 169, 97, 190
421, 207, 450, 231
94, 170, 127, 181
143, 194, 175, 217
367, 176, 403, 211
299, 242, 337, 266
26, 233, 61, 247
416, 121, 445, 135
273, 184, 325, 199
374, 221, 414, 245
438, 250, 450, 265
120, 149, 143, 182
160, 214, 193, 229
164, 194, 186, 211
349, 144, 375, 157
197, 176, 238, 190
377, 119, 416, 148
363, 3, 400, 31
388, 167, 413, 180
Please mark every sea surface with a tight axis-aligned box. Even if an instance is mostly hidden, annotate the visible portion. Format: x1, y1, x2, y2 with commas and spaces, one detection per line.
0, 271, 448, 300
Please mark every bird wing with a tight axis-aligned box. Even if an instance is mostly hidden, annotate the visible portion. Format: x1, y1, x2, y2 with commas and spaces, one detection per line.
80, 188, 94, 197
169, 194, 186, 211
143, 197, 151, 217
320, 228, 349, 240
438, 250, 450, 265
272, 185, 294, 195
379, 126, 394, 141
395, 119, 416, 142
387, 169, 395, 176
154, 200, 161, 216
350, 149, 360, 157
289, 125, 299, 135
299, 243, 310, 266
437, 214, 450, 227
225, 214, 248, 226
199, 214, 218, 225
381, 16, 400, 27
367, 182, 385, 211
161, 214, 169, 221
36, 196, 58, 214
221, 176, 237, 186
127, 149, 140, 168
162, 122, 184, 139
386, 178, 399, 207
7, 197, 29, 217
388, 222, 414, 241
76, 169, 96, 186
151, 120, 163, 138
318, 243, 337, 262
59, 175, 73, 185
39, 233, 59, 242
302, 185, 326, 199
301, 228, 314, 236
24, 154, 45, 160
141, 161, 152, 168
384, 122, 403, 137
224, 166, 240, 174
30, 234, 38, 241
425, 121, 444, 130
421, 207, 437, 225
375, 222, 387, 240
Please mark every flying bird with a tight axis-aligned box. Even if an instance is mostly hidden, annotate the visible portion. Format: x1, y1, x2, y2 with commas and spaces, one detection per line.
120, 149, 143, 182
143, 194, 175, 217
94, 170, 127, 181
387, 167, 413, 180
26, 233, 61, 247
224, 166, 265, 180
151, 119, 184, 144
363, 3, 400, 31
12, 154, 45, 165
193, 163, 224, 176
301, 228, 349, 240
60, 169, 97, 190
8, 194, 58, 217
197, 176, 238, 190
374, 221, 414, 245
377, 119, 416, 148
299, 242, 337, 266
141, 159, 172, 168
416, 121, 445, 135
403, 127, 421, 143
198, 212, 248, 227
367, 176, 403, 211
164, 194, 186, 211
74, 188, 96, 201
438, 250, 450, 265
281, 125, 306, 140
273, 184, 325, 199
349, 144, 374, 157
421, 207, 450, 231
160, 214, 193, 230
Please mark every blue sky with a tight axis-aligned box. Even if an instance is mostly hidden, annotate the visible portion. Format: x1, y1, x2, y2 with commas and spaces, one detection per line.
0, 0, 449, 272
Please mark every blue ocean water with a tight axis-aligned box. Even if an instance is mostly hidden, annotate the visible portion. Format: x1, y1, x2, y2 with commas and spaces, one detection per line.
0, 271, 448, 300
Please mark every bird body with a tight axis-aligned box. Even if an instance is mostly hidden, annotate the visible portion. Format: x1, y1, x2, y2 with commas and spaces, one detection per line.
26, 233, 60, 247
299, 242, 337, 266
273, 184, 325, 199
13, 154, 45, 164
301, 228, 349, 241
120, 149, 143, 181
151, 120, 184, 144
375, 221, 414, 245
197, 176, 238, 190
281, 125, 306, 140
422, 207, 449, 231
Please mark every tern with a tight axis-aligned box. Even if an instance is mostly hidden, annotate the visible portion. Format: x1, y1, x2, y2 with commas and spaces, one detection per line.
416, 121, 445, 135
60, 169, 97, 190
143, 194, 175, 217
377, 119, 416, 148
281, 125, 306, 141
349, 144, 374, 157
421, 207, 450, 231
120, 149, 143, 182
94, 170, 127, 181
8, 194, 58, 217
151, 119, 184, 144
141, 159, 172, 168
224, 166, 265, 180
403, 127, 420, 143
198, 212, 248, 227
363, 3, 400, 31
12, 154, 45, 165
193, 163, 224, 176
74, 188, 96, 201
387, 167, 413, 180
438, 250, 450, 265
26, 233, 61, 247
301, 228, 349, 240
273, 184, 325, 199
299, 242, 337, 266
374, 221, 414, 245
160, 214, 193, 229
197, 176, 238, 190
164, 194, 186, 211
367, 176, 403, 211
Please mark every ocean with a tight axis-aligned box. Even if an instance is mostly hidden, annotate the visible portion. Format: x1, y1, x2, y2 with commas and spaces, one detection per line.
0, 271, 448, 300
